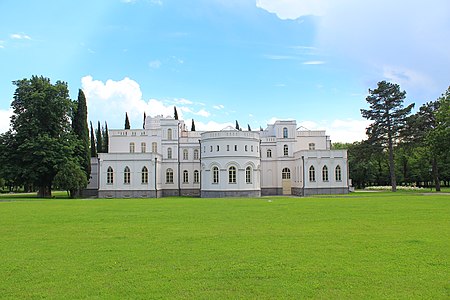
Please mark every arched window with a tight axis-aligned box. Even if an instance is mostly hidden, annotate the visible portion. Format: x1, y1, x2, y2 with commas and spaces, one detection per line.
335, 165, 342, 181
245, 145, 248, 151
167, 128, 173, 140
183, 149, 188, 160
129, 142, 135, 153
167, 147, 172, 159
283, 144, 289, 156
141, 142, 146, 153
107, 167, 114, 184
124, 166, 131, 184
194, 149, 199, 160
183, 170, 189, 183
152, 142, 157, 153
217, 145, 220, 151
194, 170, 200, 183
210, 145, 213, 152
309, 143, 315, 150
282, 167, 291, 179
212, 166, 219, 184
246, 166, 252, 184
166, 168, 174, 183
267, 149, 272, 158
283, 127, 288, 138
322, 165, 329, 181
309, 166, 315, 182
142, 166, 148, 184
228, 166, 236, 183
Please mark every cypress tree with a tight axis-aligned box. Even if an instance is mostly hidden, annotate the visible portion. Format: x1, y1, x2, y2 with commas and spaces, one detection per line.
174, 106, 179, 120
90, 121, 97, 157
143, 112, 146, 129
191, 119, 196, 131
125, 112, 130, 129
72, 89, 91, 179
104, 122, 109, 153
247, 124, 251, 131
96, 121, 103, 153
235, 120, 240, 130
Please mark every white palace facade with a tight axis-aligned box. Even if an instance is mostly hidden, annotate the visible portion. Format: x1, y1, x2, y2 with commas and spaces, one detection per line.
86, 115, 350, 198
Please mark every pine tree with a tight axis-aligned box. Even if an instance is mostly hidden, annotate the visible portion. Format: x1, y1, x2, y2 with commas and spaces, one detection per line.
247, 124, 251, 131
143, 112, 146, 129
96, 121, 103, 153
174, 106, 179, 120
72, 89, 91, 181
104, 122, 109, 153
361, 81, 414, 192
90, 121, 97, 157
191, 119, 196, 131
235, 120, 240, 130
124, 112, 130, 129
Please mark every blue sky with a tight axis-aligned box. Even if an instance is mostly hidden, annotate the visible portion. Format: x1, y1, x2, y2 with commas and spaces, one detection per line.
1, 0, 449, 142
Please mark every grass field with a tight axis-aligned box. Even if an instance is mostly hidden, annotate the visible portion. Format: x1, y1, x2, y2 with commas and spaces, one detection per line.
0, 192, 449, 299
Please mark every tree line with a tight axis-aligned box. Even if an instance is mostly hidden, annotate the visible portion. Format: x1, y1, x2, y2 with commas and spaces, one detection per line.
334, 81, 450, 191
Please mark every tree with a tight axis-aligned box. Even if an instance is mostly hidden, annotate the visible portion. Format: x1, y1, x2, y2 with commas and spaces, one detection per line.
143, 112, 146, 129
90, 121, 97, 157
5, 76, 74, 197
361, 81, 414, 192
72, 89, 90, 183
103, 122, 109, 153
247, 124, 251, 131
174, 106, 179, 120
124, 112, 130, 129
54, 160, 88, 198
235, 120, 240, 131
191, 119, 196, 131
96, 121, 103, 153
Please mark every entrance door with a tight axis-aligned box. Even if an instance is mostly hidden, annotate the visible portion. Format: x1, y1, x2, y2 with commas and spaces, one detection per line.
282, 168, 291, 195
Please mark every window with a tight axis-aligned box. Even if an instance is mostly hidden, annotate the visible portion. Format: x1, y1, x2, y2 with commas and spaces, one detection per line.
166, 168, 174, 183
152, 142, 157, 153
167, 147, 172, 159
183, 170, 189, 183
251, 145, 254, 152
141, 142, 146, 153
142, 166, 148, 184
267, 149, 272, 158
212, 166, 219, 184
283, 144, 289, 156
228, 166, 236, 183
107, 167, 114, 184
335, 165, 342, 181
246, 166, 252, 184
167, 128, 173, 140
282, 168, 291, 179
322, 165, 329, 181
210, 145, 213, 152
227, 145, 230, 151
194, 170, 199, 183
183, 149, 188, 160
234, 145, 237, 151
130, 142, 135, 153
124, 166, 131, 184
309, 166, 316, 182
245, 145, 248, 151
194, 149, 199, 160
217, 145, 220, 151
309, 143, 315, 150
283, 127, 288, 138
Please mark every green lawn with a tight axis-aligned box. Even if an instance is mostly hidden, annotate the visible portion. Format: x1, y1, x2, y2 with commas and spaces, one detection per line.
0, 192, 449, 299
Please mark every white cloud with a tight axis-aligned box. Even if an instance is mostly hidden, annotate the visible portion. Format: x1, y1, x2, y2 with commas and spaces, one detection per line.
303, 60, 325, 65
0, 109, 12, 133
256, 0, 328, 19
196, 109, 210, 118
194, 120, 234, 132
149, 60, 161, 69
0, 45, 4, 49
10, 33, 32, 40
213, 104, 225, 110
174, 98, 193, 105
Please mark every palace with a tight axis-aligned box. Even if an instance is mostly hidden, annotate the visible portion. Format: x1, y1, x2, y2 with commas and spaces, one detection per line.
86, 115, 350, 198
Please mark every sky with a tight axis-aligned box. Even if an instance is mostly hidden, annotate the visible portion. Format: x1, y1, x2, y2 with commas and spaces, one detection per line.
1, 0, 449, 143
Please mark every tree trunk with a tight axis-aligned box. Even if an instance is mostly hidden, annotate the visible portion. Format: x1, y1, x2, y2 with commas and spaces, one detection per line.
37, 185, 51, 198
388, 136, 397, 192
432, 157, 441, 192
